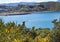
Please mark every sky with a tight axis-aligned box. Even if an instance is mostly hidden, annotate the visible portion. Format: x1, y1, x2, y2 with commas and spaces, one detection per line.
0, 0, 58, 4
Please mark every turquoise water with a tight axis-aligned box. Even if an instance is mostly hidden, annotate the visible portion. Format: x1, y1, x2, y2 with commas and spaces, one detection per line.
0, 12, 60, 29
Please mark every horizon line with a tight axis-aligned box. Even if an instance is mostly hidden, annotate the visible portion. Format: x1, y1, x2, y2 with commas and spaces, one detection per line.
0, 1, 58, 4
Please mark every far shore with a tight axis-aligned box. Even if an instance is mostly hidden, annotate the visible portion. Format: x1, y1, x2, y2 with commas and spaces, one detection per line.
0, 12, 32, 16
0, 11, 58, 16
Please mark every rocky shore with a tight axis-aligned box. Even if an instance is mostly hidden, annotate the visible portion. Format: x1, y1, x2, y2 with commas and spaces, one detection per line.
0, 12, 31, 16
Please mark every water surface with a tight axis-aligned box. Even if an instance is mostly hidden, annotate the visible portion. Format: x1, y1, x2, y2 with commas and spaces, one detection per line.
0, 12, 60, 29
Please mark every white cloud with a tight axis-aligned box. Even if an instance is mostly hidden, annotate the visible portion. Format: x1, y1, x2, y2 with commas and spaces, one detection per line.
0, 0, 57, 4
45, 0, 57, 2
0, 0, 44, 3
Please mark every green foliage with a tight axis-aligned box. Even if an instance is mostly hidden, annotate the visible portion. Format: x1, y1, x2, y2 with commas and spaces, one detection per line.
50, 19, 60, 42
0, 19, 60, 42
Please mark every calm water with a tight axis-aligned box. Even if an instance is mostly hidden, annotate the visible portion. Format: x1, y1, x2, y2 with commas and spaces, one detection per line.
0, 12, 60, 29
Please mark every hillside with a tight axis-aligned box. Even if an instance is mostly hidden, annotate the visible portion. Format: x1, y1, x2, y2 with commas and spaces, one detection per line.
40, 2, 60, 11
0, 2, 60, 13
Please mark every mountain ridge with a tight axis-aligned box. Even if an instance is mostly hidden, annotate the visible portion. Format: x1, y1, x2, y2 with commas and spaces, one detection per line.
0, 2, 37, 6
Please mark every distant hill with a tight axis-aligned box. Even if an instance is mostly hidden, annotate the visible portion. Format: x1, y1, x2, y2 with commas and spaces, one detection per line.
0, 2, 37, 6
39, 2, 60, 11
0, 2, 60, 12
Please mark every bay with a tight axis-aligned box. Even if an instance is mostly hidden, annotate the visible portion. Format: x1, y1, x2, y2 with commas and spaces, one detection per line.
0, 12, 60, 29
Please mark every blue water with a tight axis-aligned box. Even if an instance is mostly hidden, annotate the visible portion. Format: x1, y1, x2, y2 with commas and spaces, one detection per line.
0, 12, 60, 29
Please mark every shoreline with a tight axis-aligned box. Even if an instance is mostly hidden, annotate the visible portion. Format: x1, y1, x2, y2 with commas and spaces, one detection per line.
0, 11, 59, 16
0, 12, 32, 16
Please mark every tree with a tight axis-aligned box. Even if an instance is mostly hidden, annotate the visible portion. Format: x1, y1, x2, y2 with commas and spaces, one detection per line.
50, 19, 60, 42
